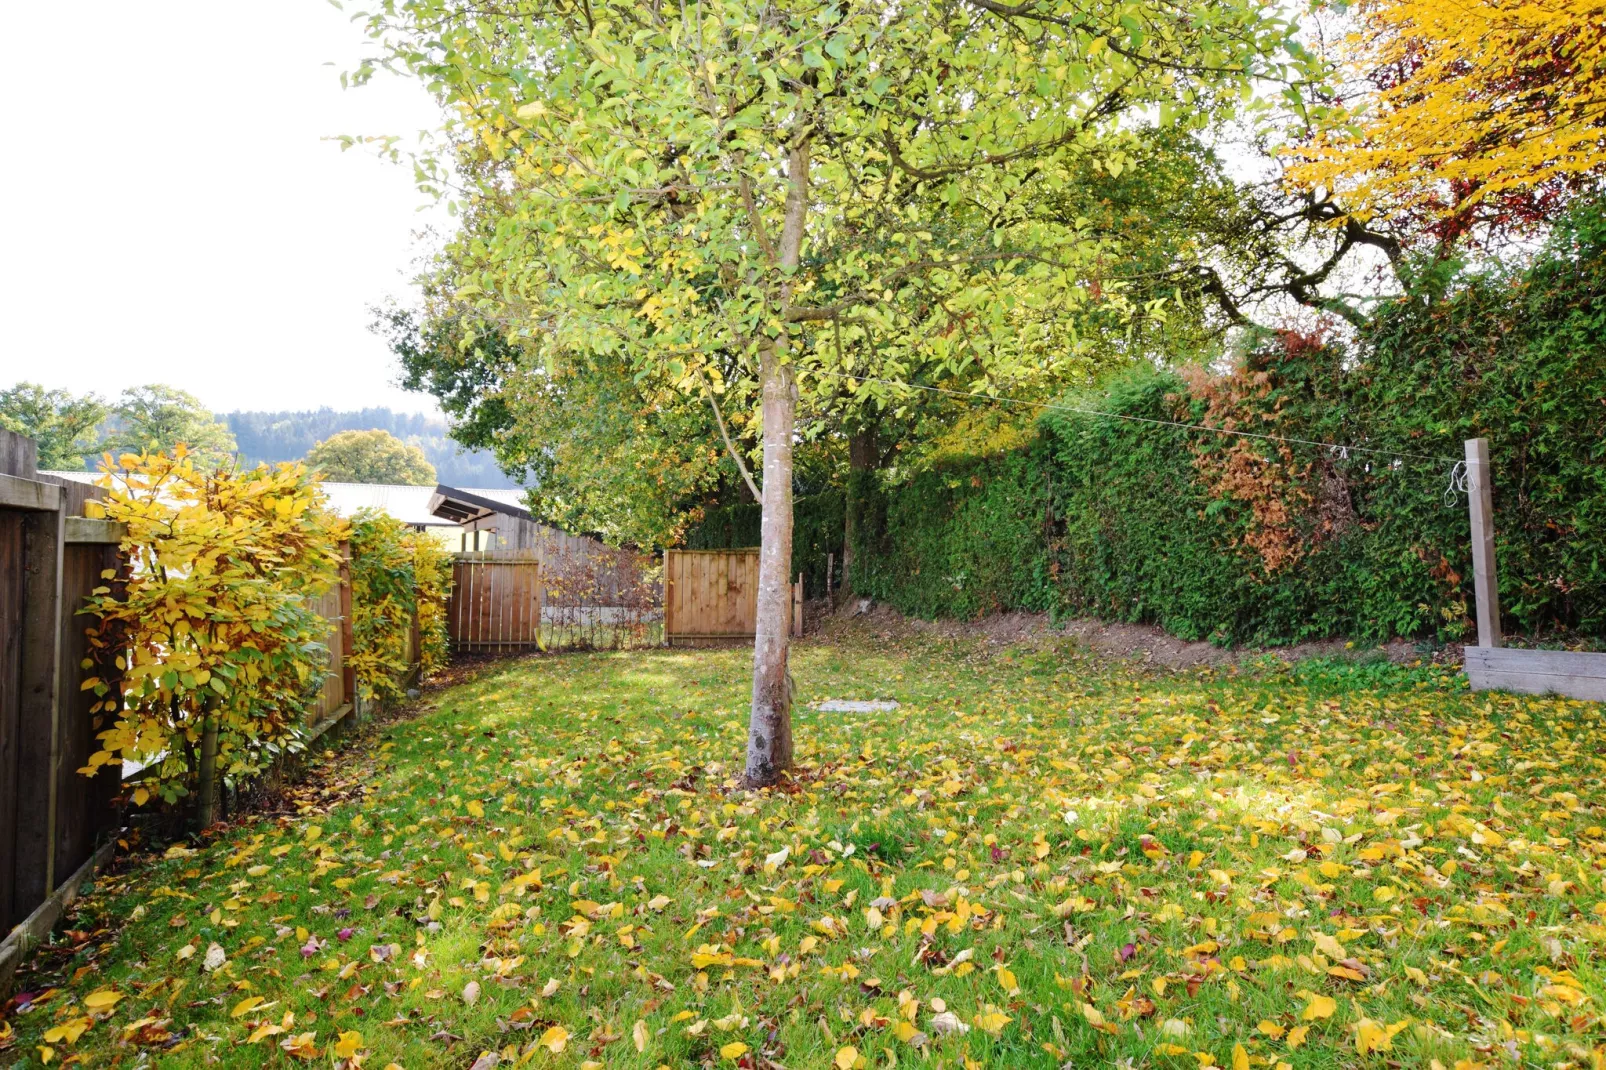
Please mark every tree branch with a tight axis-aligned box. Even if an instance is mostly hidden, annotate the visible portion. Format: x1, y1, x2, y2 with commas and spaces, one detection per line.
703, 381, 762, 504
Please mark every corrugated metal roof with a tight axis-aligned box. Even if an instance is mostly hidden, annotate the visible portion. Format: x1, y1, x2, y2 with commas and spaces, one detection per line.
319, 483, 453, 527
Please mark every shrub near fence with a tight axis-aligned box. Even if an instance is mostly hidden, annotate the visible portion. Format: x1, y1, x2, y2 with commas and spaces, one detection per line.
79, 450, 347, 821
348, 509, 451, 705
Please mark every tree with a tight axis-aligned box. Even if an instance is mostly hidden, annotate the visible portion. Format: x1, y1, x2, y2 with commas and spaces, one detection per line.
108, 384, 238, 470
306, 428, 438, 485
1288, 0, 1606, 242
357, 0, 1313, 785
0, 382, 106, 469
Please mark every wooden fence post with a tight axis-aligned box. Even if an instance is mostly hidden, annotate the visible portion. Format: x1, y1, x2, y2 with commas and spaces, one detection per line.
663, 550, 673, 647
826, 552, 833, 608
338, 542, 356, 715
792, 573, 804, 638
1465, 438, 1501, 649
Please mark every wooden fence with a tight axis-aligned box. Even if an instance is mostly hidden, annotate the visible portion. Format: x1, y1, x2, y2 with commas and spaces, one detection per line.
1460, 437, 1606, 701
663, 548, 802, 646
0, 432, 124, 989
0, 434, 383, 996
448, 547, 662, 653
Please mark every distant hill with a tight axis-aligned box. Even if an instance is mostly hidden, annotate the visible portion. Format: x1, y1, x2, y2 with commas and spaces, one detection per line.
223, 408, 517, 488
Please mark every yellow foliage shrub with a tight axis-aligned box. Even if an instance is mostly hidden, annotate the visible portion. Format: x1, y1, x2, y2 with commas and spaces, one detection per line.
78, 448, 347, 805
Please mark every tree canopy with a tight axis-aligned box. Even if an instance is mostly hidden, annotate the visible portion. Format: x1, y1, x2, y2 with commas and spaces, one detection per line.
306, 428, 438, 485
0, 382, 106, 469
1288, 0, 1606, 242
356, 0, 1320, 783
106, 385, 238, 470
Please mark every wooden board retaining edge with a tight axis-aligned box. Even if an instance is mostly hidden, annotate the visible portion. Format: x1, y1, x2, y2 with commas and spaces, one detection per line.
64, 517, 125, 545
0, 838, 116, 999
1465, 646, 1606, 702
0, 472, 64, 512
305, 702, 355, 744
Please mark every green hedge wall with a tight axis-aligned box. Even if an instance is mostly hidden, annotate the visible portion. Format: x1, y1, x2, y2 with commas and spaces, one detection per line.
687, 203, 1606, 644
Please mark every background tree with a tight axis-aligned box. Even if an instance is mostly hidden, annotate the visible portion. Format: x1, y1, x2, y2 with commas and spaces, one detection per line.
1288, 0, 1606, 243
0, 382, 106, 469
108, 384, 238, 470
306, 428, 437, 485
359, 0, 1315, 786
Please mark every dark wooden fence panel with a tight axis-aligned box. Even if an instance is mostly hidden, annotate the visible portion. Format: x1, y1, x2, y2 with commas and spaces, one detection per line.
0, 434, 123, 937
53, 530, 122, 893
0, 508, 25, 931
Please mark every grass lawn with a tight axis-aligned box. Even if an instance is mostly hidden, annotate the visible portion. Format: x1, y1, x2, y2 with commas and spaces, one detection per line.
8, 633, 1606, 1069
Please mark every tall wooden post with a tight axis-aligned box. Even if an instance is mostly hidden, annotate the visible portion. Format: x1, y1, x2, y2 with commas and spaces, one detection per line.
338, 542, 356, 713
1466, 438, 1501, 649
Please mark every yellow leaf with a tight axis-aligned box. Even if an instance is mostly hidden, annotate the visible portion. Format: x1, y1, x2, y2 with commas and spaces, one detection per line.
974, 1010, 1011, 1035
1233, 1043, 1250, 1070
43, 1018, 91, 1045
720, 1041, 750, 1060
1258, 1020, 1285, 1039
1312, 932, 1346, 959
1355, 1019, 1389, 1055
633, 1019, 649, 1053
467, 799, 485, 818
998, 966, 1020, 995
334, 1031, 365, 1058
82, 989, 122, 1010
1301, 994, 1336, 1021
1287, 1025, 1309, 1048
231, 996, 265, 1018
247, 1022, 285, 1044
539, 1025, 569, 1053
835, 1045, 860, 1070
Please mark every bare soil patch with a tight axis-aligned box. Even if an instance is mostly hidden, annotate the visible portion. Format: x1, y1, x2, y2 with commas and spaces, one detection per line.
811, 597, 1444, 670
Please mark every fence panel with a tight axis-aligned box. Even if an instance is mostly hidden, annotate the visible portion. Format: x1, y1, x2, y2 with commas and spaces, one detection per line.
0, 509, 25, 930
0, 433, 123, 939
448, 546, 662, 653
307, 583, 348, 729
450, 555, 544, 651
664, 549, 760, 644
52, 508, 122, 901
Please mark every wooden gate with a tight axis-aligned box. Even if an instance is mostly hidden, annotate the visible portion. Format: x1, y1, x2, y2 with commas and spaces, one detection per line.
449, 554, 544, 652
664, 549, 802, 646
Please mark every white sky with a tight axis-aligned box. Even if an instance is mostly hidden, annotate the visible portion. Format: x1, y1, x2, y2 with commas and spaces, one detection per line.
0, 1, 449, 415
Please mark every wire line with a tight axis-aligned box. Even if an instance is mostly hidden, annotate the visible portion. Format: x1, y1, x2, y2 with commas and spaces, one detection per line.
809, 369, 1465, 467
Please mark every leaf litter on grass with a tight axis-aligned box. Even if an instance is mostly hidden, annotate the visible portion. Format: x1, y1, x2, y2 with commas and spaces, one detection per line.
5, 635, 1606, 1069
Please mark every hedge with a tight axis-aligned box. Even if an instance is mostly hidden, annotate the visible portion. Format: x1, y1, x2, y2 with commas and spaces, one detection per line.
688, 203, 1606, 644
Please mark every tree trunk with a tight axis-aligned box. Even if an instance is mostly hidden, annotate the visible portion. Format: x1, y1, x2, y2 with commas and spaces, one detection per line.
843, 421, 877, 594
744, 346, 797, 786
196, 712, 220, 828
743, 138, 808, 789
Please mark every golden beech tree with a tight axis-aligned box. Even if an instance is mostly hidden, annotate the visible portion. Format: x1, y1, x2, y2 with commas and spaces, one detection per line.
1291, 0, 1606, 238
78, 448, 347, 824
